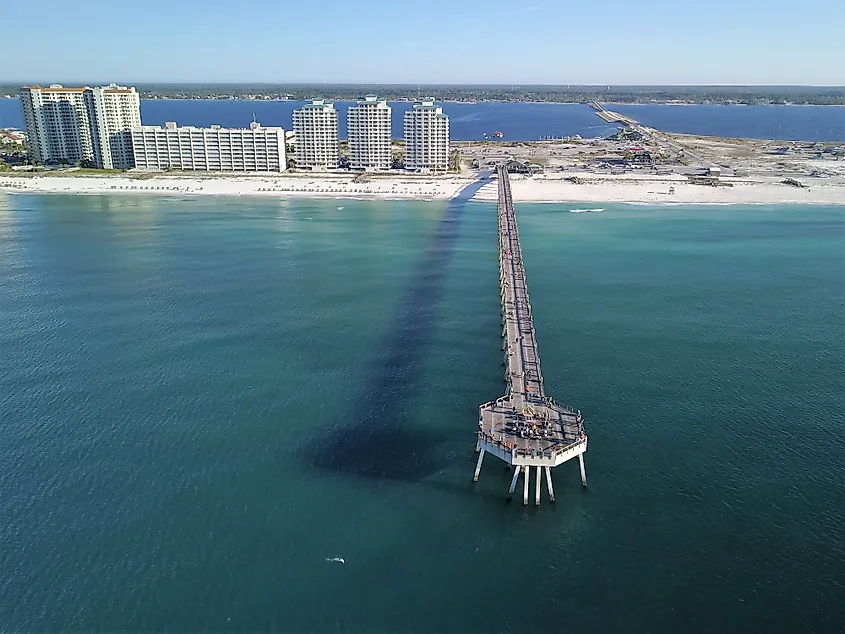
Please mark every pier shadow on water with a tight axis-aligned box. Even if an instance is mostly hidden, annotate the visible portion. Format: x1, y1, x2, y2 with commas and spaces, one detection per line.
309, 174, 493, 481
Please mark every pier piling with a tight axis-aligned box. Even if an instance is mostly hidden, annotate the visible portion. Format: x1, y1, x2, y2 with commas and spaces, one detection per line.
578, 454, 587, 488
473, 449, 485, 482
523, 466, 530, 505
508, 466, 521, 500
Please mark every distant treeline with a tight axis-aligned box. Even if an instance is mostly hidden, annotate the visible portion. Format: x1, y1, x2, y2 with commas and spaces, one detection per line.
4, 84, 844, 105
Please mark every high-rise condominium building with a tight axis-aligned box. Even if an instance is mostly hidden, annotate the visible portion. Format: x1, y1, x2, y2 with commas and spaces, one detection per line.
130, 121, 286, 172
347, 95, 392, 171
88, 85, 142, 170
403, 99, 449, 172
19, 83, 140, 169
292, 100, 339, 170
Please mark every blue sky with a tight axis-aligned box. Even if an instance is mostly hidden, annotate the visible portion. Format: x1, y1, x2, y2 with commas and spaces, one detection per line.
3, 0, 843, 84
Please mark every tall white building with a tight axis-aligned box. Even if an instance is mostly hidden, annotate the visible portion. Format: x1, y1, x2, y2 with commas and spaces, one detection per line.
403, 99, 450, 173
292, 99, 338, 170
130, 121, 286, 172
347, 95, 391, 171
89, 85, 141, 169
19, 83, 140, 169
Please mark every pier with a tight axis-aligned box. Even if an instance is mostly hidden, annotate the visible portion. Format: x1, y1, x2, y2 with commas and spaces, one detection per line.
473, 166, 588, 505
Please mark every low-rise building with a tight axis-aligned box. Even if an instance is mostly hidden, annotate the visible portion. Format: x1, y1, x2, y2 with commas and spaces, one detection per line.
0, 132, 25, 145
505, 159, 544, 175
130, 121, 286, 172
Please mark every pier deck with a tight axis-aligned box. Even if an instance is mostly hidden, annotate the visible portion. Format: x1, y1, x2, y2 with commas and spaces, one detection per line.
474, 166, 588, 503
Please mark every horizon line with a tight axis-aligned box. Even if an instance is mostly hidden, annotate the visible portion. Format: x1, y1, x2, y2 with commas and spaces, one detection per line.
2, 81, 844, 89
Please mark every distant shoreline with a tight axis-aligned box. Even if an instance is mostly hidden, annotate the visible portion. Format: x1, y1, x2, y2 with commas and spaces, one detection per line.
5, 95, 844, 107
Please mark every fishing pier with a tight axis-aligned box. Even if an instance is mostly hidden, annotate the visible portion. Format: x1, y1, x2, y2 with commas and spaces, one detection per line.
473, 166, 588, 505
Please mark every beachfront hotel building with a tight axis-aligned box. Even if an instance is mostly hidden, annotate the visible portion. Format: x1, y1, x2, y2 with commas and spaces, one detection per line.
403, 99, 449, 172
347, 96, 392, 171
292, 100, 339, 170
130, 121, 286, 172
19, 83, 140, 169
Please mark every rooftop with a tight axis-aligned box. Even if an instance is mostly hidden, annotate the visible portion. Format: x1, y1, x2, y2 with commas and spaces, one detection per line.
132, 121, 283, 132
23, 84, 86, 93
21, 83, 136, 94
352, 96, 389, 108
298, 99, 335, 110
413, 98, 439, 109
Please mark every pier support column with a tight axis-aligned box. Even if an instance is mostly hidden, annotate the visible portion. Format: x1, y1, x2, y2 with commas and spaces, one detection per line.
523, 465, 530, 506
507, 466, 521, 500
535, 466, 542, 506
473, 449, 485, 482
545, 466, 555, 503
578, 454, 587, 488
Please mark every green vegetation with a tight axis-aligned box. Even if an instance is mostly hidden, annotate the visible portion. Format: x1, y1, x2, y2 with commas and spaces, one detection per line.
80, 167, 123, 174
4, 84, 842, 105
27, 167, 126, 176
448, 150, 461, 173
0, 143, 27, 156
391, 148, 405, 170
0, 137, 29, 170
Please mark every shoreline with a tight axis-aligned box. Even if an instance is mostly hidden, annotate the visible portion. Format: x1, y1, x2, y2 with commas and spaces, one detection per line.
6, 96, 843, 106
2, 172, 844, 205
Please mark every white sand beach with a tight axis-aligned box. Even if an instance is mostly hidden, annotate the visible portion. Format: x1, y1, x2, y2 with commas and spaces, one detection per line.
472, 172, 845, 205
0, 173, 473, 200
1, 171, 843, 205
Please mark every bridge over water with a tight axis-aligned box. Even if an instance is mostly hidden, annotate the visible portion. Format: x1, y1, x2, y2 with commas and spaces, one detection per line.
473, 165, 588, 505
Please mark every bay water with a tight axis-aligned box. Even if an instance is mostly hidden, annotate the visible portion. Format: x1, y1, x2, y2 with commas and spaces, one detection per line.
1, 195, 843, 632
1, 98, 843, 141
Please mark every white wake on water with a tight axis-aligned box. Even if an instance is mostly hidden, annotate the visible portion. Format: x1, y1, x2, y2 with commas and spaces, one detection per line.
326, 557, 346, 564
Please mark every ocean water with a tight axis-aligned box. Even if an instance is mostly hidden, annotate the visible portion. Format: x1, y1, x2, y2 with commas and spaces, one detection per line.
2, 98, 844, 141
1, 194, 843, 633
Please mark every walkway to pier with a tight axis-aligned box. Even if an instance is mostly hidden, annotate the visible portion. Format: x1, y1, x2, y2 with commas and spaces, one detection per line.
474, 166, 588, 504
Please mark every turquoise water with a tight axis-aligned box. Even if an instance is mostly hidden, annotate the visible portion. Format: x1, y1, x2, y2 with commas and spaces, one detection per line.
1, 195, 843, 633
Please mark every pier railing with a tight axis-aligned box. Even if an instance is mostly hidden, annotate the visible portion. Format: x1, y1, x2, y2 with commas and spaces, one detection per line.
476, 429, 588, 462
497, 165, 546, 401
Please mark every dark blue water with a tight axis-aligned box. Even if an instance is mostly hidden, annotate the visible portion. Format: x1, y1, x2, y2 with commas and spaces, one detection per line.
612, 104, 845, 142
2, 98, 843, 141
